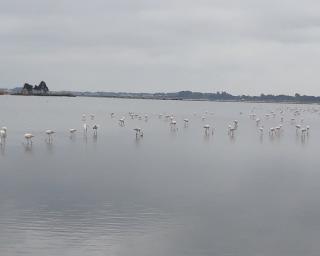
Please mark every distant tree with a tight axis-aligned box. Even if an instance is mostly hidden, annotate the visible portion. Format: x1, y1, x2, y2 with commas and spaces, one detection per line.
38, 81, 49, 92
23, 83, 33, 93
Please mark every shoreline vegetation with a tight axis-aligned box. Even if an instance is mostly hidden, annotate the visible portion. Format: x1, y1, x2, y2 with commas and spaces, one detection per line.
1, 81, 320, 104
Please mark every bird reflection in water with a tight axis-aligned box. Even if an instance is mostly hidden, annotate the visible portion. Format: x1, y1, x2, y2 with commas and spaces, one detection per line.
23, 142, 33, 154
45, 141, 54, 154
0, 142, 5, 156
93, 133, 98, 143
83, 134, 88, 144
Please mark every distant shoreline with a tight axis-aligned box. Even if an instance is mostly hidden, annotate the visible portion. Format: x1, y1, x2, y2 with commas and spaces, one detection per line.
4, 93, 320, 105
9, 93, 76, 97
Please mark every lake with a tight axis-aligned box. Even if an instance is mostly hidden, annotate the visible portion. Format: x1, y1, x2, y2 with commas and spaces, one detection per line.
0, 95, 320, 256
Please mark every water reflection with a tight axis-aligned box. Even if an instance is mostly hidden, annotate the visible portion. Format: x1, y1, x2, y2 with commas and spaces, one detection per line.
259, 134, 264, 144
45, 141, 54, 154
1, 97, 320, 256
0, 143, 5, 156
82, 134, 88, 144
93, 134, 98, 143
23, 142, 33, 153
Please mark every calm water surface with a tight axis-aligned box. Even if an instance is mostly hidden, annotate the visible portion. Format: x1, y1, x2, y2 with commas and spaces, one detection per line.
0, 96, 320, 256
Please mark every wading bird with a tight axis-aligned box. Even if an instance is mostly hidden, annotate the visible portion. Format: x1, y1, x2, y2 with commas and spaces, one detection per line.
203, 124, 211, 136
83, 123, 89, 133
24, 133, 34, 144
0, 127, 7, 144
45, 130, 55, 143
69, 129, 77, 138
170, 120, 177, 131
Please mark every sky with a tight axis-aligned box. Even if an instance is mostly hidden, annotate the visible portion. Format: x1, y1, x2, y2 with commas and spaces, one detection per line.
1, 0, 320, 95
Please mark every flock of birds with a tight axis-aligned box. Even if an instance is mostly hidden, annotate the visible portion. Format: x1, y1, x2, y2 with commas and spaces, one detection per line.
0, 106, 316, 149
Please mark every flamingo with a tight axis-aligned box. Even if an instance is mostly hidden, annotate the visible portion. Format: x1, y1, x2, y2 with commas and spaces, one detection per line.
203, 124, 210, 135
0, 127, 7, 138
259, 126, 264, 135
24, 133, 34, 144
228, 124, 236, 136
45, 130, 55, 143
170, 120, 177, 131
269, 127, 275, 136
69, 129, 77, 138
0, 128, 7, 144
229, 127, 236, 136
275, 126, 282, 135
83, 123, 89, 133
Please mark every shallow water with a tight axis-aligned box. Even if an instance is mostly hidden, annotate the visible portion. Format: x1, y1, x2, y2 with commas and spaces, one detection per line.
0, 95, 320, 256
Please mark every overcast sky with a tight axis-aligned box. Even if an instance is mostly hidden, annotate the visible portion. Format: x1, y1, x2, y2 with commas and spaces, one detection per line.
1, 0, 320, 95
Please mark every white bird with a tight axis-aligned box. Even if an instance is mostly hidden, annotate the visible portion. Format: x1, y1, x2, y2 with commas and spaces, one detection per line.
90, 114, 95, 120
229, 127, 236, 136
45, 130, 55, 143
69, 129, 77, 137
259, 126, 264, 135
203, 124, 210, 135
228, 124, 236, 136
0, 127, 7, 138
269, 127, 275, 136
83, 123, 89, 133
296, 124, 301, 133
0, 128, 7, 144
170, 120, 177, 131
24, 133, 34, 144
183, 119, 189, 127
